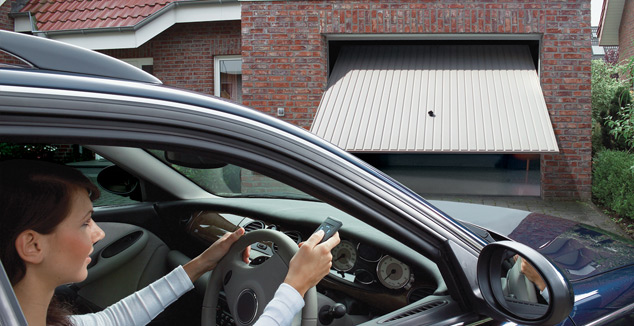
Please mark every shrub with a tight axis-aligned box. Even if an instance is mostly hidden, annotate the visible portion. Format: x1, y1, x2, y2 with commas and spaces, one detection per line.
591, 120, 605, 155
0, 143, 58, 161
601, 88, 633, 151
592, 60, 628, 120
605, 102, 634, 152
593, 150, 634, 219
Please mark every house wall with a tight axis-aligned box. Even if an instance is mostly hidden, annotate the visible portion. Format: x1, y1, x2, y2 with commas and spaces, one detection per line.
0, 0, 29, 66
241, 0, 592, 200
618, 0, 634, 64
0, 0, 13, 31
102, 21, 241, 95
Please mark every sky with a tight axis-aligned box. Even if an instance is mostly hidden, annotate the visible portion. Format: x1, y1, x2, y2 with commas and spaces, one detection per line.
592, 0, 603, 26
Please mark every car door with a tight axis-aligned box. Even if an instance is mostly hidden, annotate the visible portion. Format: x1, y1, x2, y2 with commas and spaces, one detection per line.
1, 73, 573, 325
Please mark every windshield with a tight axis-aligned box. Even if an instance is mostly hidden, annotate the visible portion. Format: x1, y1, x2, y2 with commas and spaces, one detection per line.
147, 149, 318, 201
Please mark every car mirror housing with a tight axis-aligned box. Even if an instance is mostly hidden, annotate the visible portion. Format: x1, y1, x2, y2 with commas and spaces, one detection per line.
97, 165, 140, 197
164, 151, 228, 169
477, 241, 574, 326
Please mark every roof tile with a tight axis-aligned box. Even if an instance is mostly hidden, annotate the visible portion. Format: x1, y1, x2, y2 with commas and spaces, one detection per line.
20, 0, 179, 31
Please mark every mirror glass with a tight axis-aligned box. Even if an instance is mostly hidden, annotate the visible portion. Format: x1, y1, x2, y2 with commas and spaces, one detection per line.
499, 250, 549, 319
97, 165, 139, 196
164, 151, 227, 169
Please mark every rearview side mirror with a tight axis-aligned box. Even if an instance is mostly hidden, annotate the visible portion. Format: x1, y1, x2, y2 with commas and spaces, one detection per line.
164, 151, 227, 169
477, 241, 574, 325
97, 165, 140, 198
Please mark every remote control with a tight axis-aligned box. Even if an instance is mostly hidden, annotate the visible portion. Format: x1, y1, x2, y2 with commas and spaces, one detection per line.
314, 217, 342, 243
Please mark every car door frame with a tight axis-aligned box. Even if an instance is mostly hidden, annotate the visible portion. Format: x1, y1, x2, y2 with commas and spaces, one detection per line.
0, 82, 503, 323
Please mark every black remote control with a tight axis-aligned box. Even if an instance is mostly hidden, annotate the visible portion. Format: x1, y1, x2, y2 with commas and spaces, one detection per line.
314, 217, 342, 243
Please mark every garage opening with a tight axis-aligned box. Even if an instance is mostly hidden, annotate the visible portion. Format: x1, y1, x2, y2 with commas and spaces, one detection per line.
313, 40, 556, 197
355, 153, 540, 197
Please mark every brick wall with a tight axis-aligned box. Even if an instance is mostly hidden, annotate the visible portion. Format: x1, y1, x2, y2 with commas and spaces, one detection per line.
102, 21, 241, 96
241, 0, 592, 200
618, 0, 634, 64
0, 0, 13, 31
0, 0, 30, 66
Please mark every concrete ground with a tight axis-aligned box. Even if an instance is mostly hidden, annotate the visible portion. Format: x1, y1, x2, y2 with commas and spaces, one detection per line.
424, 194, 630, 239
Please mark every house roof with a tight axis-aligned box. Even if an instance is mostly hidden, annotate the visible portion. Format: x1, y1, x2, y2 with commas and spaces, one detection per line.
311, 45, 559, 153
13, 0, 240, 50
19, 0, 178, 31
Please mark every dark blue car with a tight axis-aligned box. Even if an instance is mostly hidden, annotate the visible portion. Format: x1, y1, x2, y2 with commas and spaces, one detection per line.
1, 30, 632, 326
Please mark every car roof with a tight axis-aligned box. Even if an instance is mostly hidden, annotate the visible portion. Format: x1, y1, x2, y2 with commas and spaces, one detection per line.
0, 30, 160, 84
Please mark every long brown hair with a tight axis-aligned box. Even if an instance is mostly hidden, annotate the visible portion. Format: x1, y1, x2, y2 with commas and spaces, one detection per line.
0, 159, 100, 326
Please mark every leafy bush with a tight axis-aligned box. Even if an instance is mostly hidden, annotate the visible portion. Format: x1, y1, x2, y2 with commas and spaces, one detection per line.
593, 150, 634, 219
592, 60, 628, 120
592, 120, 605, 155
605, 102, 634, 152
600, 87, 633, 151
0, 143, 58, 161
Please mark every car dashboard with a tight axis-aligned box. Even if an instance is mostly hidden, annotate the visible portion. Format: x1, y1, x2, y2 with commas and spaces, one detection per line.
184, 207, 444, 318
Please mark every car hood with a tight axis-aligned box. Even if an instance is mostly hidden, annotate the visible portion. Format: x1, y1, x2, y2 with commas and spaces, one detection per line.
429, 200, 634, 282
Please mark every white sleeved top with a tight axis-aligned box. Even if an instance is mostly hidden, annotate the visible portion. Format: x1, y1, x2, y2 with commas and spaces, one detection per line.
70, 265, 304, 326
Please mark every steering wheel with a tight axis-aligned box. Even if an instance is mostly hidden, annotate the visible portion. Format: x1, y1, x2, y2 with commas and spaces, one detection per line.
202, 229, 318, 326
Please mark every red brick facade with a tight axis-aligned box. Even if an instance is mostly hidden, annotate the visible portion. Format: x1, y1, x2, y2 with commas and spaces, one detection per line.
241, 0, 592, 199
1, 0, 593, 200
0, 0, 13, 31
0, 0, 25, 66
102, 21, 241, 95
618, 0, 634, 64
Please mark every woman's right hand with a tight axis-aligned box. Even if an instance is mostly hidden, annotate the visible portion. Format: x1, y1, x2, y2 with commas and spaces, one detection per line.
283, 230, 340, 297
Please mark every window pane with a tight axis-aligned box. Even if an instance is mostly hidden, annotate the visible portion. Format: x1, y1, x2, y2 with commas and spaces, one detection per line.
218, 58, 242, 103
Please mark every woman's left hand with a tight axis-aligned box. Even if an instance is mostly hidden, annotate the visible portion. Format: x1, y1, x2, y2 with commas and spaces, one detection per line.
183, 227, 250, 282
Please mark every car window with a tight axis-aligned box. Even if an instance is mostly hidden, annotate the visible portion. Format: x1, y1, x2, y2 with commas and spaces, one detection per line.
0, 143, 138, 207
146, 149, 317, 201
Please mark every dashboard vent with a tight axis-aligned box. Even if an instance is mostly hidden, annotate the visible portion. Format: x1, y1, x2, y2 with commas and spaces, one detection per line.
407, 286, 435, 303
283, 231, 302, 244
243, 221, 265, 233
379, 300, 448, 323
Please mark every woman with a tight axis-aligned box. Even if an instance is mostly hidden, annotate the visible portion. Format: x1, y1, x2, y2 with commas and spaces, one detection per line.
0, 159, 339, 326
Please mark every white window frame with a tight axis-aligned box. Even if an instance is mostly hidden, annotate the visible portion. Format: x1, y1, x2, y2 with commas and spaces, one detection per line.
121, 57, 154, 70
214, 55, 242, 97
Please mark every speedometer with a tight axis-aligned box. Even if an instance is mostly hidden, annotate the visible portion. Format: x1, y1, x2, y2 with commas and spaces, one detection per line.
331, 240, 357, 272
377, 255, 412, 289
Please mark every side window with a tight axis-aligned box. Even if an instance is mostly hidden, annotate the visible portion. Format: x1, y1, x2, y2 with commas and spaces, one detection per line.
0, 143, 138, 207
214, 55, 242, 103
121, 57, 154, 75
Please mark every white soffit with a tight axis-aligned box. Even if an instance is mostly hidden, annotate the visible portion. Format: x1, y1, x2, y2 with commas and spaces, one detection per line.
598, 0, 625, 46
38, 2, 241, 50
311, 45, 559, 153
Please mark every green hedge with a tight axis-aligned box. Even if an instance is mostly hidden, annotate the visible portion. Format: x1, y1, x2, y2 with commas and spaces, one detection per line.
593, 150, 634, 219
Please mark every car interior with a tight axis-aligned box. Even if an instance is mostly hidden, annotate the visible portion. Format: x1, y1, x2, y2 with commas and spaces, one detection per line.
5, 143, 475, 326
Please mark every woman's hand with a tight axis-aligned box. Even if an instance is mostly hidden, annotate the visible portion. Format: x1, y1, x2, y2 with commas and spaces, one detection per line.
183, 227, 250, 282
519, 256, 546, 291
283, 230, 340, 297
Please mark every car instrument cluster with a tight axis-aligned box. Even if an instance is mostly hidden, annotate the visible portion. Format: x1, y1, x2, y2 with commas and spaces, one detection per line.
187, 211, 438, 313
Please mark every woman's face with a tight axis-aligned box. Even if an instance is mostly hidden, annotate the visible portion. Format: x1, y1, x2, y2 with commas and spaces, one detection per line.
43, 188, 105, 285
